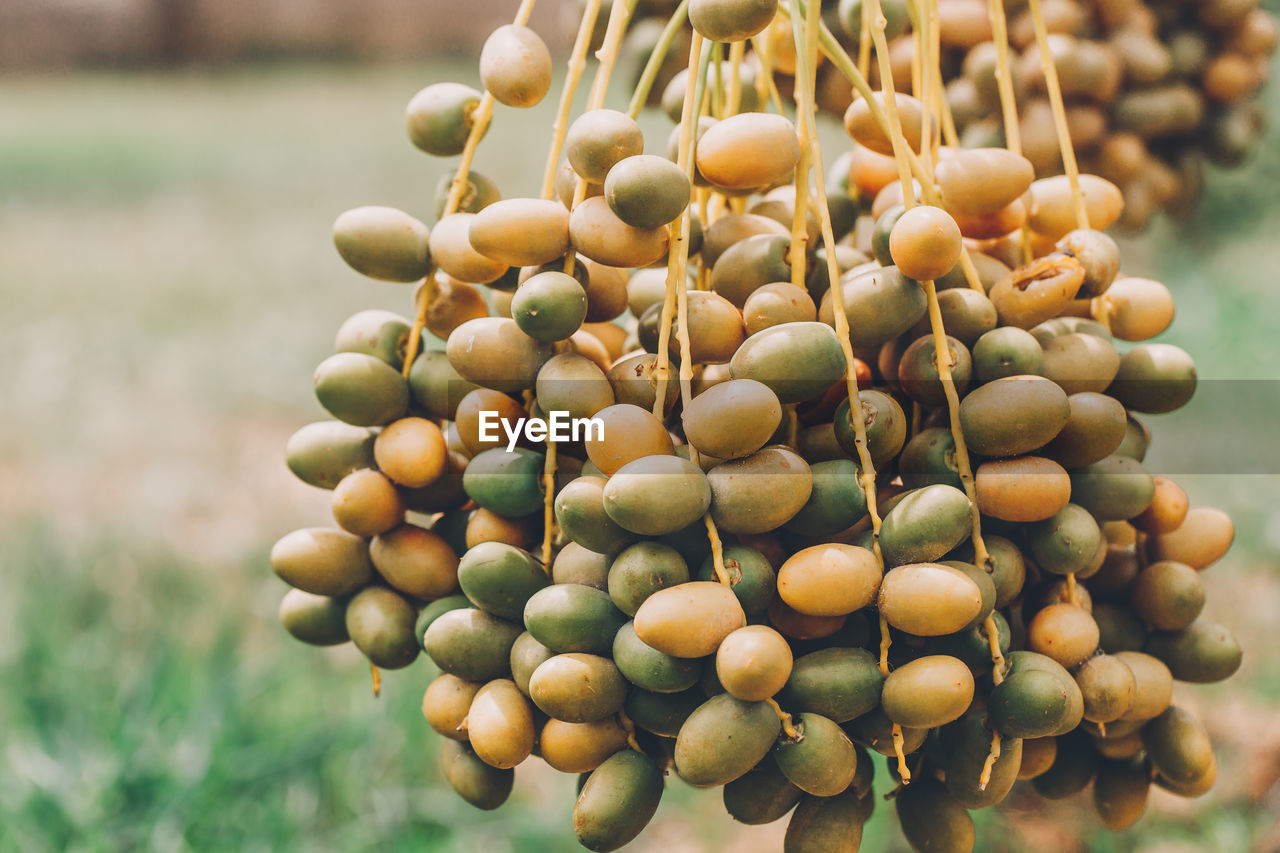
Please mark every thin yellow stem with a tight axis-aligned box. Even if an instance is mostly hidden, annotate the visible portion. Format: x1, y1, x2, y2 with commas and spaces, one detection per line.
792, 0, 884, 576
927, 4, 956, 153
705, 515, 731, 585
626, 0, 691, 119
787, 3, 813, 290
617, 709, 645, 752
696, 103, 716, 278
1027, 0, 1089, 229
588, 0, 635, 108
540, 0, 602, 199
923, 279, 990, 567
798, 5, 934, 196
978, 730, 1002, 790
401, 273, 437, 379
541, 440, 557, 569
711, 41, 725, 118
540, 1, 631, 561
910, 10, 923, 115
910, 402, 925, 439
987, 0, 1021, 155
935, 60, 960, 149
706, 189, 726, 229
726, 39, 746, 116
878, 613, 892, 676
858, 0, 872, 81
984, 613, 1006, 685
674, 245, 697, 412
564, 179, 591, 277
988, 0, 1033, 262
805, 2, 988, 294
956, 247, 986, 292
893, 724, 911, 783
371, 663, 381, 698
404, 89, 496, 376
1066, 571, 1080, 606
445, 95, 496, 215
751, 34, 788, 115
866, 0, 915, 210
512, 0, 538, 26
652, 33, 707, 419
866, 0, 989, 568
1091, 294, 1113, 333
789, 160, 811, 289
767, 697, 804, 740
916, 0, 933, 177
564, 0, 636, 279
407, 0, 542, 374
662, 34, 728, 576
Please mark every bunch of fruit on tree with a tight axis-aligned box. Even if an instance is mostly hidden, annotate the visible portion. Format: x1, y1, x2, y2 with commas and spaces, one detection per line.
618, 0, 1277, 228
269, 0, 1244, 849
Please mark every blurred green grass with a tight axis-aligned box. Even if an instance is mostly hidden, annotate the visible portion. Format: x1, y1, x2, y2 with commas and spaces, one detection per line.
1, 58, 1279, 852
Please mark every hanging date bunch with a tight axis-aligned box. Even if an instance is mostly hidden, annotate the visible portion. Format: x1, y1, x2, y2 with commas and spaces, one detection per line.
268, 0, 1245, 850
620, 0, 1278, 229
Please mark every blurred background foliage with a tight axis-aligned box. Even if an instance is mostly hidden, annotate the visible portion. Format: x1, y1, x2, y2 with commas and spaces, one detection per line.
2, 2, 1280, 851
